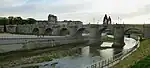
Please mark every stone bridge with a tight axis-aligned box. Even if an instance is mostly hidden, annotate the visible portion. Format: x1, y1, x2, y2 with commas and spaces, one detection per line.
5, 23, 150, 48
6, 24, 150, 37
7, 24, 106, 38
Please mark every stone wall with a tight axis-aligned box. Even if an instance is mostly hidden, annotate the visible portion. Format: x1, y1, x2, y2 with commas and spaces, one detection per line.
16, 24, 37, 34
6, 25, 17, 33
0, 26, 4, 32
4, 24, 150, 39
0, 39, 87, 53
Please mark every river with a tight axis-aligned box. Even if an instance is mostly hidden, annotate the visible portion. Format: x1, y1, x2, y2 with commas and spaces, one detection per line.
32, 37, 137, 68
0, 33, 137, 68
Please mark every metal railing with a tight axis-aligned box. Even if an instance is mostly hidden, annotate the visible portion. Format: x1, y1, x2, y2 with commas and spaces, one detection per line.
85, 40, 139, 68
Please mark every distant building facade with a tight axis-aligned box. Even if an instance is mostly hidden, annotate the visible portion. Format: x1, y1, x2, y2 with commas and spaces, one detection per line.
48, 14, 57, 24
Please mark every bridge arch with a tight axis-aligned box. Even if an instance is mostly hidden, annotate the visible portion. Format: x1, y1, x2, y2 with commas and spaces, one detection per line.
124, 28, 143, 38
32, 28, 39, 35
76, 28, 89, 36
102, 29, 112, 35
44, 28, 53, 36
59, 28, 69, 36
124, 28, 142, 35
99, 27, 108, 35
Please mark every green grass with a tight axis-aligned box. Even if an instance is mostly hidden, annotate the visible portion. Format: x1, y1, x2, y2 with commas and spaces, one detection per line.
112, 39, 150, 68
131, 55, 150, 68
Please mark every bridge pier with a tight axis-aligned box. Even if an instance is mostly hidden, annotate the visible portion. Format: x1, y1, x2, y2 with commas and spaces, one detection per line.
78, 46, 90, 56
88, 24, 101, 43
112, 24, 125, 48
38, 25, 45, 36
52, 25, 60, 36
68, 25, 78, 38
39, 28, 45, 36
143, 25, 150, 38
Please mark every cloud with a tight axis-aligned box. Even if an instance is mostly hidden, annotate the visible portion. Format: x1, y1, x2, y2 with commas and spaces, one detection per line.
0, 0, 150, 24
0, 0, 27, 7
0, 0, 93, 19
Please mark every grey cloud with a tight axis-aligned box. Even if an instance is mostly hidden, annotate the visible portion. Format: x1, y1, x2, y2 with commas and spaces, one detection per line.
111, 4, 150, 19
0, 2, 92, 16
125, 4, 150, 17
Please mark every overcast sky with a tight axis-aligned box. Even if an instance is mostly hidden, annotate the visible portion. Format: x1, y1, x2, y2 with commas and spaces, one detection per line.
1, 0, 150, 24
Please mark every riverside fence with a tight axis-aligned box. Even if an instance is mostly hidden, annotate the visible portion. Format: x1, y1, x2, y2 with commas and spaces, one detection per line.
85, 40, 140, 68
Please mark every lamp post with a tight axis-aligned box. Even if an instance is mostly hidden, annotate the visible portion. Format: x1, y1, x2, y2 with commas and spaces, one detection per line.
97, 20, 99, 24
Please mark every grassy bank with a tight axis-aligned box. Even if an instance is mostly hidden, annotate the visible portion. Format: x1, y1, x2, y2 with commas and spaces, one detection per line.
112, 39, 150, 68
131, 55, 150, 68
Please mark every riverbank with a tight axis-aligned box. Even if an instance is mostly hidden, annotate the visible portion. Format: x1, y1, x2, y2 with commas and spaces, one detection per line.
0, 41, 87, 68
112, 39, 150, 68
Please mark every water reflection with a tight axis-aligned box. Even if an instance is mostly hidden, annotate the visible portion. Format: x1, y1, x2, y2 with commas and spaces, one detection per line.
124, 37, 137, 49
79, 46, 90, 56
44, 46, 125, 68
99, 49, 113, 59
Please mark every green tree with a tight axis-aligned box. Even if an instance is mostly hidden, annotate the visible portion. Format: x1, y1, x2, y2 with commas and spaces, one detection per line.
0, 17, 8, 25
27, 18, 36, 24
14, 17, 22, 25
8, 16, 14, 25
22, 20, 28, 25
0, 17, 8, 32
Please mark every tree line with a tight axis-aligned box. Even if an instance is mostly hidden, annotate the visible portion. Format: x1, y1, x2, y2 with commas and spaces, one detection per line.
0, 16, 36, 25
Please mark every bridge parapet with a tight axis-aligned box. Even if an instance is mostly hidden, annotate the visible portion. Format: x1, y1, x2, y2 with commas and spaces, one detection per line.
143, 24, 150, 28
52, 25, 60, 28
89, 24, 100, 28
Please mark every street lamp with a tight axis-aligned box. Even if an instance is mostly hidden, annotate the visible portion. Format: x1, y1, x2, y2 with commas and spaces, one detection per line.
97, 20, 99, 24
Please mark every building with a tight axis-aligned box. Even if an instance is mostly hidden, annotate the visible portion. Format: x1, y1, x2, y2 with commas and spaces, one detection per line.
36, 14, 83, 26
48, 14, 57, 24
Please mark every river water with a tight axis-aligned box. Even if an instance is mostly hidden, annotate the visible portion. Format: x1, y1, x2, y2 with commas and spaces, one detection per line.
35, 37, 137, 68
0, 33, 137, 68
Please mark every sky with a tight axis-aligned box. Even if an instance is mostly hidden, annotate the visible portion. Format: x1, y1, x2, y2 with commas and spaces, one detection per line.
1, 0, 150, 24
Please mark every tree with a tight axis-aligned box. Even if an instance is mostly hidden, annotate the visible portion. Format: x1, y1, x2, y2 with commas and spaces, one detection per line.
0, 17, 8, 25
8, 16, 14, 25
14, 17, 22, 25
22, 20, 28, 25
27, 18, 36, 24
0, 17, 8, 32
